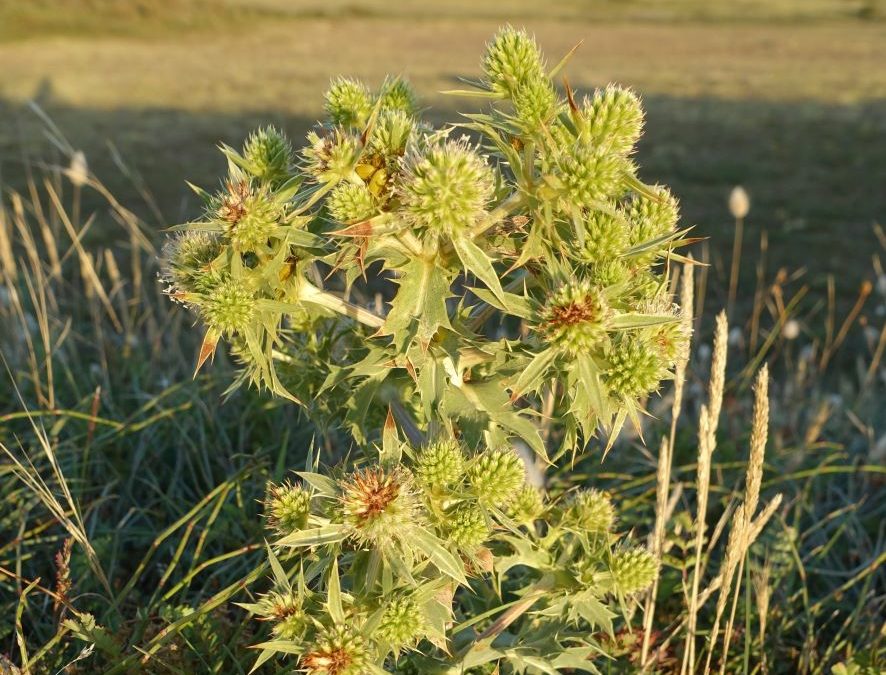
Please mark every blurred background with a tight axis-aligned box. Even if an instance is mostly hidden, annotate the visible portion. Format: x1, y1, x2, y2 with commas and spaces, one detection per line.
2, 0, 885, 294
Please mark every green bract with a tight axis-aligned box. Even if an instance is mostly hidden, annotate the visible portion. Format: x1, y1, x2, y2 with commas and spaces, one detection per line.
160, 28, 690, 673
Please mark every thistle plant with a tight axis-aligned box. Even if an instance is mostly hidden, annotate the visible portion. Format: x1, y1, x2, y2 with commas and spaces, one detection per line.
161, 26, 693, 673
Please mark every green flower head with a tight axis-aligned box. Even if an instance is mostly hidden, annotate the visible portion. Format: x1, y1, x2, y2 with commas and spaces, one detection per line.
303, 128, 361, 183
160, 231, 223, 298
325, 77, 373, 129
605, 334, 670, 400
467, 448, 525, 508
580, 86, 644, 156
300, 624, 370, 675
376, 594, 425, 650
415, 439, 465, 492
483, 26, 546, 97
508, 485, 545, 524
327, 181, 377, 224
539, 280, 612, 354
563, 489, 615, 533
579, 209, 631, 264
217, 180, 282, 253
627, 185, 680, 249
256, 590, 306, 640
241, 126, 293, 185
512, 76, 559, 132
444, 502, 490, 551
378, 77, 418, 116
397, 137, 494, 237
264, 480, 312, 535
340, 467, 422, 548
589, 260, 632, 289
611, 548, 659, 595
554, 143, 628, 208
199, 276, 256, 337
368, 109, 416, 159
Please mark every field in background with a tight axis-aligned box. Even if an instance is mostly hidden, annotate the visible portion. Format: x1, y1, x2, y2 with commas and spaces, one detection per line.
0, 1, 885, 300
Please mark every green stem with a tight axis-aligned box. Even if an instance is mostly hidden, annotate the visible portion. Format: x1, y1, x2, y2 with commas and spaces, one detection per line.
299, 281, 385, 329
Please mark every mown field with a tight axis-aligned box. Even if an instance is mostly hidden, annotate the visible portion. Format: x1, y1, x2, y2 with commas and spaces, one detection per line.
1, 0, 885, 296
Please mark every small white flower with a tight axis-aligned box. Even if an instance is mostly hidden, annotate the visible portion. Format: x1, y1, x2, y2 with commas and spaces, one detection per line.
782, 319, 800, 340
728, 186, 750, 220
67, 151, 89, 187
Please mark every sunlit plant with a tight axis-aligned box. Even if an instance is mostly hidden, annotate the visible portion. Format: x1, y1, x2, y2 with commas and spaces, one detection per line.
161, 26, 692, 673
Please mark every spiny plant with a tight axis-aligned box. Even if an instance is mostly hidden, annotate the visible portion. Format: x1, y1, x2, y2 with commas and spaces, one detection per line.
159, 26, 694, 673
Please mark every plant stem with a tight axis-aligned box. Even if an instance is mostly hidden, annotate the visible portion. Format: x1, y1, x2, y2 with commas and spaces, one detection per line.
299, 281, 385, 328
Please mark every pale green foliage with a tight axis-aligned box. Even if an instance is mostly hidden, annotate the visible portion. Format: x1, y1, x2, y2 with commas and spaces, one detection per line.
158, 29, 687, 673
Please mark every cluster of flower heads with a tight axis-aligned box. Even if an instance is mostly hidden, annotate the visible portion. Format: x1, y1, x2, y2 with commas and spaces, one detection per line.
160, 26, 689, 451
254, 437, 657, 673
159, 27, 681, 673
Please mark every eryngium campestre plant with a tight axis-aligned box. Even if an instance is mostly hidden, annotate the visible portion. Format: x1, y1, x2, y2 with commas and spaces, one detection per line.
162, 26, 690, 673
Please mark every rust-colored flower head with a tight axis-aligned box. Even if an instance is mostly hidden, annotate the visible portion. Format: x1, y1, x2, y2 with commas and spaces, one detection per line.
339, 467, 421, 548
539, 280, 612, 354
300, 624, 370, 675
